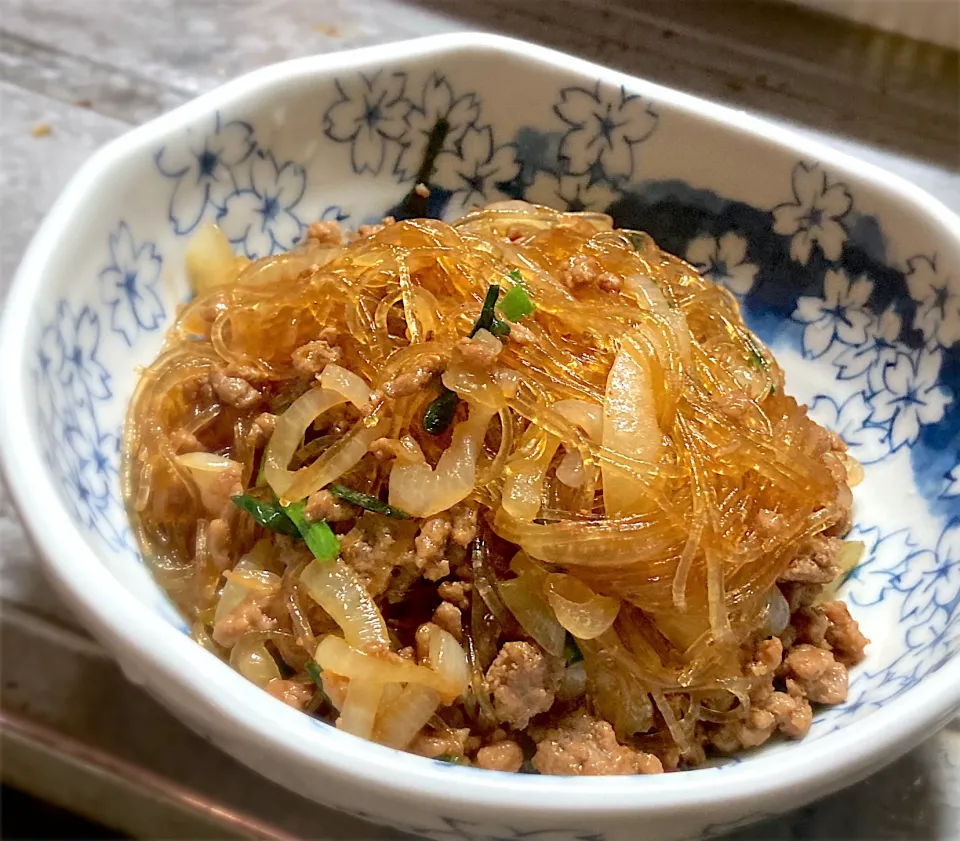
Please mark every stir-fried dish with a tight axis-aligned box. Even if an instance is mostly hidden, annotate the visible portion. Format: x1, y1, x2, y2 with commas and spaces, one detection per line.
123, 202, 868, 775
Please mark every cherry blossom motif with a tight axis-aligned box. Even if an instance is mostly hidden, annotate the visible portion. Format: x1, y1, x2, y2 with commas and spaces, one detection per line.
432, 125, 517, 213
897, 520, 959, 647
323, 71, 408, 176
945, 465, 960, 499
523, 172, 617, 212
155, 112, 255, 235
791, 269, 874, 358
905, 254, 960, 349
809, 392, 888, 464
833, 304, 902, 393
554, 82, 658, 180
218, 151, 307, 258
98, 223, 165, 346
685, 232, 758, 296
54, 302, 110, 402
396, 73, 481, 180
869, 348, 952, 451
772, 162, 852, 264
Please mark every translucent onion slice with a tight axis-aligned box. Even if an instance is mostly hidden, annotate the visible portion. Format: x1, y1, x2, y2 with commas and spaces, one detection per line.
300, 560, 389, 648
176, 452, 241, 515
553, 399, 603, 442
338, 679, 384, 740
185, 223, 236, 294
556, 449, 585, 487
501, 429, 560, 522
498, 574, 566, 657
817, 540, 866, 603
601, 342, 662, 516
229, 636, 281, 688
213, 541, 275, 626
389, 403, 496, 517
314, 636, 456, 699
263, 387, 345, 497
427, 625, 470, 700
373, 684, 442, 749
544, 573, 620, 640
319, 364, 371, 409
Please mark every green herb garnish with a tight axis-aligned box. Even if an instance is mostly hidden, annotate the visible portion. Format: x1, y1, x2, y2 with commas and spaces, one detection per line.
424, 387, 460, 435
285, 502, 340, 562
626, 231, 649, 251
231, 494, 300, 537
499, 285, 535, 322
563, 634, 583, 665
329, 483, 410, 519
508, 267, 525, 285
746, 334, 768, 369
435, 754, 464, 765
469, 284, 502, 337
488, 319, 511, 338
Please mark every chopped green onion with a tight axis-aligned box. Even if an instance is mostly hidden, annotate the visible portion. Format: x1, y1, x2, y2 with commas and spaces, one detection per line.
424, 387, 459, 435
488, 319, 511, 338
329, 483, 410, 519
435, 754, 464, 765
304, 660, 335, 709
563, 634, 583, 665
746, 334, 768, 369
231, 494, 300, 537
626, 231, 650, 251
469, 284, 502, 337
519, 759, 539, 774
508, 267, 525, 285
499, 285, 535, 322
285, 502, 340, 563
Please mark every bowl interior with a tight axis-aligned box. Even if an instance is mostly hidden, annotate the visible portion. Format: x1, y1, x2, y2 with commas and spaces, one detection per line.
9, 34, 960, 836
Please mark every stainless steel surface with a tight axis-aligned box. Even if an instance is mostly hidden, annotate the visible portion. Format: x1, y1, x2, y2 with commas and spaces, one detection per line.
1, 1, 958, 839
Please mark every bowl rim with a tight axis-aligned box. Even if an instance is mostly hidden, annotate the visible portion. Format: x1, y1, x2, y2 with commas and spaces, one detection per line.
2, 31, 959, 820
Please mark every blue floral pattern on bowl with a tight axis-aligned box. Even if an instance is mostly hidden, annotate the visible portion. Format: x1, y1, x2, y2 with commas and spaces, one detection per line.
24, 58, 959, 841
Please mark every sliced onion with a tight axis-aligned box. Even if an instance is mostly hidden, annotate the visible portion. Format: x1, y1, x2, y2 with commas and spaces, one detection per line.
442, 364, 506, 412
338, 679, 384, 740
389, 403, 495, 517
818, 540, 866, 602
230, 636, 281, 688
556, 449, 585, 487
601, 342, 662, 516
320, 364, 371, 409
176, 451, 241, 515
314, 636, 450, 695
373, 684, 442, 749
495, 369, 521, 398
544, 573, 620, 640
264, 388, 345, 497
501, 429, 560, 521
764, 586, 790, 636
301, 560, 389, 647
186, 223, 236, 294
283, 417, 387, 503
213, 541, 276, 626
553, 399, 603, 442
427, 625, 470, 700
498, 576, 566, 657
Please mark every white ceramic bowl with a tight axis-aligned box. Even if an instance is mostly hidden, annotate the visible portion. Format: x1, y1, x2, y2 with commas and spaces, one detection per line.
2, 33, 959, 841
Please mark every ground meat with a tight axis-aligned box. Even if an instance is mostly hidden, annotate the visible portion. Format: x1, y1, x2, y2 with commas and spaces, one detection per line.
304, 489, 356, 523
414, 183, 430, 198
533, 712, 663, 776
784, 644, 848, 704
292, 335, 341, 375
438, 580, 471, 610
210, 369, 262, 410
245, 412, 277, 449
747, 637, 783, 677
381, 352, 445, 399
415, 514, 451, 581
452, 335, 501, 369
306, 220, 343, 246
508, 322, 535, 345
410, 727, 472, 759
212, 595, 278, 648
356, 216, 396, 239
449, 503, 479, 548
207, 518, 233, 571
597, 272, 622, 293
485, 641, 564, 730
559, 255, 602, 290
171, 429, 204, 453
779, 581, 824, 613
711, 686, 813, 752
432, 601, 463, 641
340, 521, 401, 597
779, 535, 842, 584
475, 740, 524, 772
822, 600, 869, 666
198, 462, 243, 517
264, 679, 314, 711
791, 605, 829, 648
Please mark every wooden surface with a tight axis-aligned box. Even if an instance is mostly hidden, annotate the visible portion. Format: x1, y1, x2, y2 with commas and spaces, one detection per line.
1, 1, 958, 839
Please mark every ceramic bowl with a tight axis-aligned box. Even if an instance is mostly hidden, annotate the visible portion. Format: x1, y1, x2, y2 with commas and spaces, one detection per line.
2, 33, 958, 841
